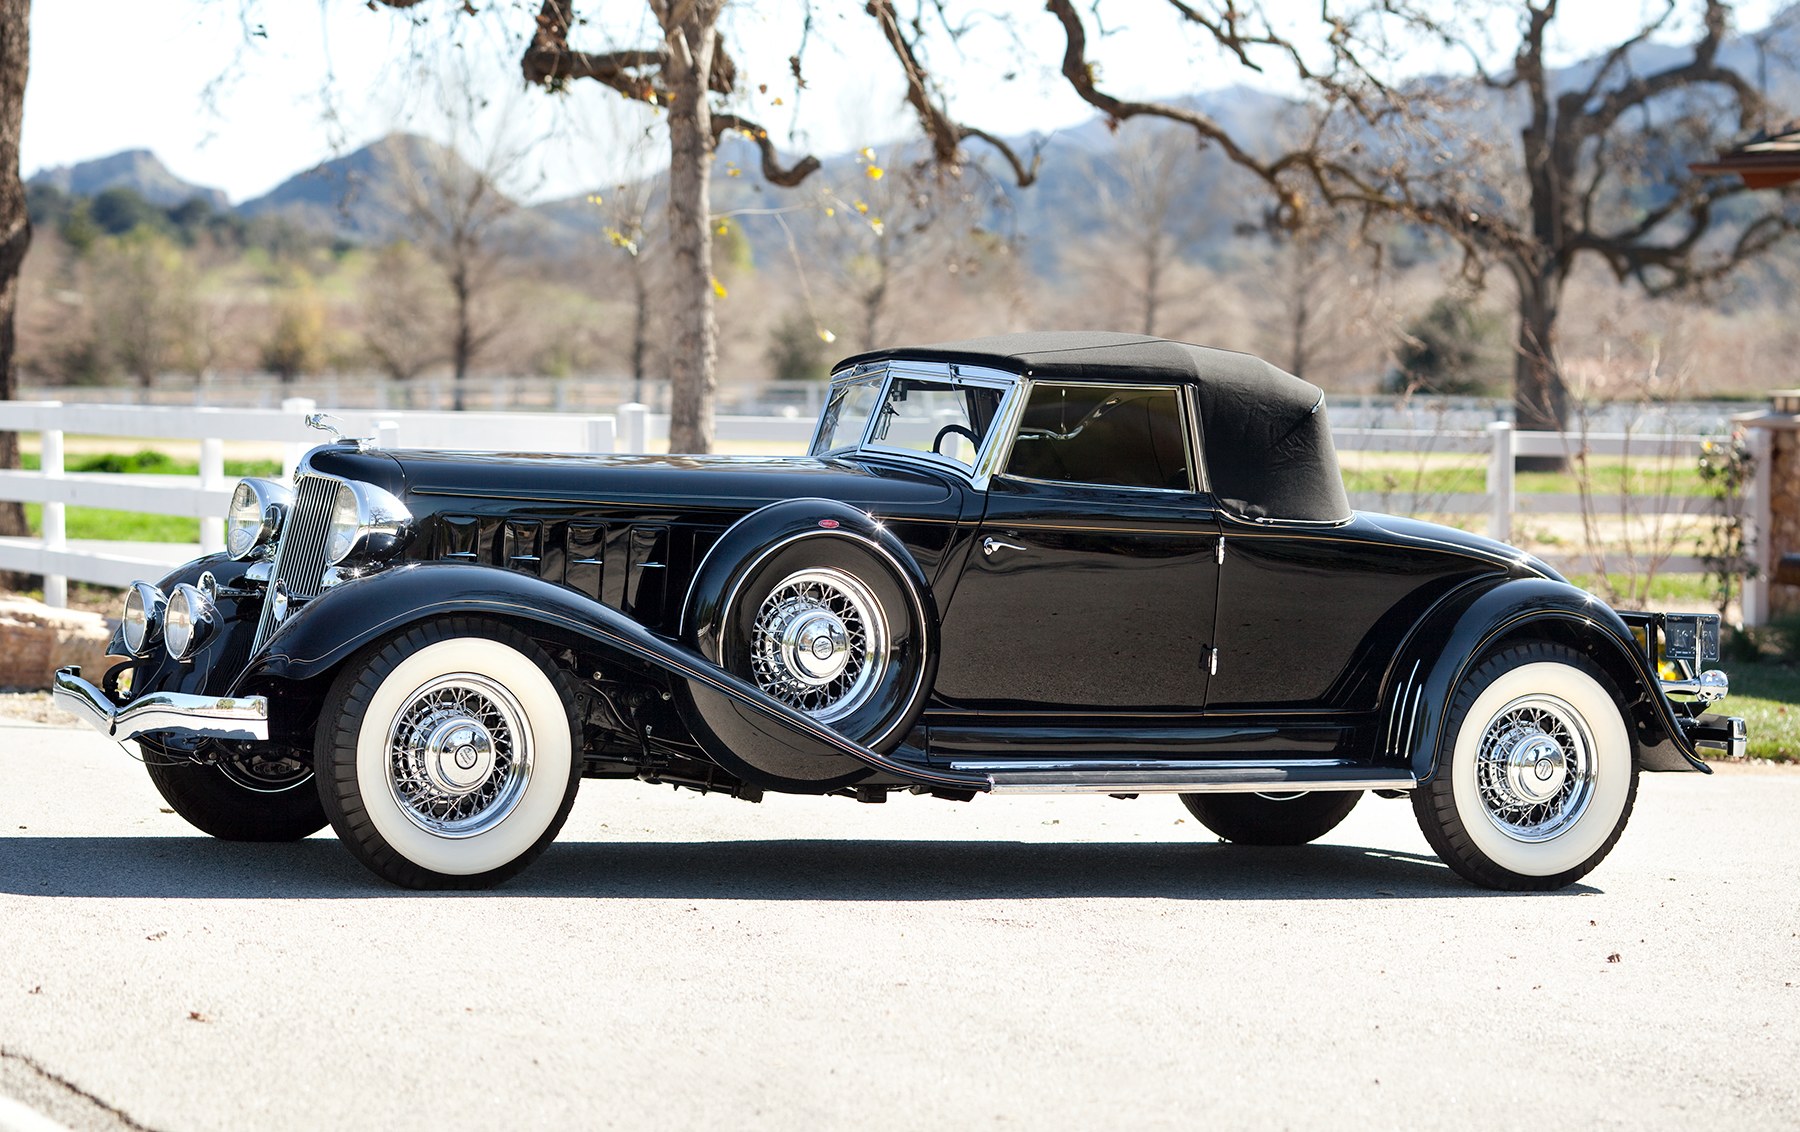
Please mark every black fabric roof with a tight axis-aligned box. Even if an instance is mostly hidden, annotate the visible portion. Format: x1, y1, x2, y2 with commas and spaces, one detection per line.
836, 332, 1351, 523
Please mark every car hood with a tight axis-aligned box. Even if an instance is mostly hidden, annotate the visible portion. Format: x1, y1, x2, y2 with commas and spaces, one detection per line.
370, 450, 958, 511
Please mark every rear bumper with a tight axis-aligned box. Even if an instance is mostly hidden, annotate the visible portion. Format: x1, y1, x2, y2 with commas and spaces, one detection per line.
53, 665, 269, 743
1687, 713, 1747, 760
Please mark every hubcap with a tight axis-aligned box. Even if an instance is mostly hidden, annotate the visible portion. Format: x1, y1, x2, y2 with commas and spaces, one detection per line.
386, 674, 533, 838
750, 567, 889, 722
1476, 693, 1596, 843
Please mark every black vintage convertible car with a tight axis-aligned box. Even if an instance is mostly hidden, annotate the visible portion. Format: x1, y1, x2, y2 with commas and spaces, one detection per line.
56, 333, 1744, 890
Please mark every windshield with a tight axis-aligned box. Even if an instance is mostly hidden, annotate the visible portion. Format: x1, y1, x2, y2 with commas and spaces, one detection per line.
814, 375, 884, 453
813, 371, 1007, 471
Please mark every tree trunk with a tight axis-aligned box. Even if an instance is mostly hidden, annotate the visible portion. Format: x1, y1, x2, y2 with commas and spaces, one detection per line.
630, 260, 649, 405
0, 0, 24, 546
662, 3, 722, 454
1513, 285, 1565, 430
451, 270, 471, 412
1513, 273, 1568, 471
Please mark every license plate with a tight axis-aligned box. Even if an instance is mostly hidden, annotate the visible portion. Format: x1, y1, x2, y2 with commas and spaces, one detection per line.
1662, 613, 1720, 664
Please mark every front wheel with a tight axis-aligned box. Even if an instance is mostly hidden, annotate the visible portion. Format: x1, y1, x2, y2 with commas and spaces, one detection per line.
142, 737, 327, 841
1179, 790, 1361, 845
315, 618, 582, 889
1413, 642, 1638, 891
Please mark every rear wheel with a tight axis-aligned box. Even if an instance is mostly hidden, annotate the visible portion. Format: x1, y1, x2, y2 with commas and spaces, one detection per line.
1179, 790, 1361, 846
315, 618, 582, 889
142, 737, 326, 841
1413, 643, 1637, 890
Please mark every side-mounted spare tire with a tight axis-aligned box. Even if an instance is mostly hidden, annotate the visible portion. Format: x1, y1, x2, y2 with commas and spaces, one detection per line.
680, 501, 938, 792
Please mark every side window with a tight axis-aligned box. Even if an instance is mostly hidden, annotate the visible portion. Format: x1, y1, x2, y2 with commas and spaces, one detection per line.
1003, 384, 1191, 491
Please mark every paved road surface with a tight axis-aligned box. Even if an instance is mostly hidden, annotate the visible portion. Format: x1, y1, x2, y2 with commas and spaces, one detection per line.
2, 719, 1796, 1131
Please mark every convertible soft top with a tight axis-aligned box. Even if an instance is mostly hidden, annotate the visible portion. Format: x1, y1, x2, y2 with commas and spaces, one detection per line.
837, 331, 1352, 523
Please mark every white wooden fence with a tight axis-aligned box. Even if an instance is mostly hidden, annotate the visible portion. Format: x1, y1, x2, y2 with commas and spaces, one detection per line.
0, 401, 1750, 618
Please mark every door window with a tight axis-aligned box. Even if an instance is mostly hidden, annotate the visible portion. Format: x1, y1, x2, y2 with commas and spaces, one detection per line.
1003, 384, 1192, 491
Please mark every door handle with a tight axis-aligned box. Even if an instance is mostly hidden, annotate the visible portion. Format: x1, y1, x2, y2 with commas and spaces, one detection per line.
982, 537, 1027, 557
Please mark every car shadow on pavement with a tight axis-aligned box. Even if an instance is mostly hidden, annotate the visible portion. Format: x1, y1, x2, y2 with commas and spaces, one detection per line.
0, 836, 1599, 899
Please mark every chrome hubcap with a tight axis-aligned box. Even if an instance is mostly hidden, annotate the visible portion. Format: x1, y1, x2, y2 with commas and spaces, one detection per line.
386, 674, 533, 838
751, 567, 888, 722
1476, 694, 1595, 843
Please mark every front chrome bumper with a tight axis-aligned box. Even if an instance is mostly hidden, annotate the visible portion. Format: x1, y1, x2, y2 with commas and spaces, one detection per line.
53, 665, 269, 743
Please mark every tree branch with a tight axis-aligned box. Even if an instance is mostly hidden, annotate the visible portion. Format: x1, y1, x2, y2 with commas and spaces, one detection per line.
864, 0, 1039, 186
711, 113, 822, 186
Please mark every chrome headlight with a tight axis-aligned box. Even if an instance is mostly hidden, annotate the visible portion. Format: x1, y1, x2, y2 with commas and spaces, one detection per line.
121, 582, 166, 656
165, 583, 218, 661
325, 480, 411, 566
226, 478, 294, 561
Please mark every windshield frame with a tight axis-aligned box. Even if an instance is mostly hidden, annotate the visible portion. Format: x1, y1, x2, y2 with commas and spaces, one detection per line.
810, 360, 1024, 488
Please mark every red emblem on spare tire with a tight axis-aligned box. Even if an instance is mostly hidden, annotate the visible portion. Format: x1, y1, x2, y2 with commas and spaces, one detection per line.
818, 519, 840, 528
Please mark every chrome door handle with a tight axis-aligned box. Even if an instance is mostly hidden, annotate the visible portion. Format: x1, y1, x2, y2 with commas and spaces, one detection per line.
982, 537, 1027, 557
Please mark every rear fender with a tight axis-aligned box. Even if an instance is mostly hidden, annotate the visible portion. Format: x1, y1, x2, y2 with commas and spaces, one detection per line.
236, 563, 985, 793
1388, 578, 1701, 782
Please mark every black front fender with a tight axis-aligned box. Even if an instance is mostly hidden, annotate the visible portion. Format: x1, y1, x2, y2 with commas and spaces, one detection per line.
1393, 577, 1703, 781
236, 563, 986, 793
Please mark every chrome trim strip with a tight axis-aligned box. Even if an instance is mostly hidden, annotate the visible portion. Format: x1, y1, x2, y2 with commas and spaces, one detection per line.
987, 774, 1417, 796
950, 757, 1349, 773
54, 666, 270, 743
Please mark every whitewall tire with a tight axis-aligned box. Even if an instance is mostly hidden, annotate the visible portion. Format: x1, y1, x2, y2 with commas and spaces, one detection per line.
1414, 643, 1638, 890
316, 618, 582, 889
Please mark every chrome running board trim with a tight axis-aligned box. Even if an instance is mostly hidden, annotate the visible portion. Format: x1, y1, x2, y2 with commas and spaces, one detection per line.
980, 763, 1417, 796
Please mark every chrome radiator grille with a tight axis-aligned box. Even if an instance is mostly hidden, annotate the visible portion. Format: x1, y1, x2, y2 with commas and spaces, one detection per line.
252, 474, 339, 651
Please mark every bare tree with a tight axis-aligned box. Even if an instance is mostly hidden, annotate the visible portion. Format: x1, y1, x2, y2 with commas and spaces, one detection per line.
88, 230, 198, 395
1057, 123, 1218, 339
0, 0, 29, 539
360, 240, 449, 394
1259, 217, 1385, 385
362, 0, 1034, 452
1038, 0, 1800, 434
389, 125, 520, 411
811, 149, 991, 352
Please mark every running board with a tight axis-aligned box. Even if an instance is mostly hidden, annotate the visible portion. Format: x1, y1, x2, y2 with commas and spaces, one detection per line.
955, 760, 1418, 797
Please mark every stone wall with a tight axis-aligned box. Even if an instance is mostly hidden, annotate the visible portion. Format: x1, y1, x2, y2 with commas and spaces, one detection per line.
1746, 391, 1800, 622
0, 598, 113, 689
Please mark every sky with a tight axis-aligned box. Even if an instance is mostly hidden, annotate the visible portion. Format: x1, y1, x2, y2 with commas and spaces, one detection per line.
20, 0, 1790, 207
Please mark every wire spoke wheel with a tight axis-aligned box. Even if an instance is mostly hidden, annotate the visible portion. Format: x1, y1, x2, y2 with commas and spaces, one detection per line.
1413, 644, 1637, 891
384, 673, 533, 839
1474, 693, 1596, 843
316, 619, 582, 888
748, 567, 890, 723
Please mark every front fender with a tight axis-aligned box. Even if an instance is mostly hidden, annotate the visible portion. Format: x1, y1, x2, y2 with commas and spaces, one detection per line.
236, 563, 986, 793
1393, 578, 1702, 781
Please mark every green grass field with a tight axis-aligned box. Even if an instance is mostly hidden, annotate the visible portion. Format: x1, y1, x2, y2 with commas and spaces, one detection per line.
1728, 663, 1800, 761
21, 449, 281, 544
1340, 459, 1709, 497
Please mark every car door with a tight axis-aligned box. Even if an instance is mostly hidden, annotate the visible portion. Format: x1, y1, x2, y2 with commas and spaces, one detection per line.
932, 381, 1221, 714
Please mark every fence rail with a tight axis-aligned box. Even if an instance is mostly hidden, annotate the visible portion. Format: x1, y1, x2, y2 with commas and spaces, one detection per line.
0, 402, 1743, 615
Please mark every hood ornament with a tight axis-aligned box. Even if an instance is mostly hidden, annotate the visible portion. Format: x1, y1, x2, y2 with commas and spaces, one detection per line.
305, 412, 371, 448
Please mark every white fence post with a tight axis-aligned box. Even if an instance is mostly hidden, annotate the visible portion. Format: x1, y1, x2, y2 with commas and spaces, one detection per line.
199, 435, 226, 554
619, 403, 649, 454
584, 417, 616, 454
376, 420, 401, 449
1486, 421, 1515, 543
41, 420, 66, 609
